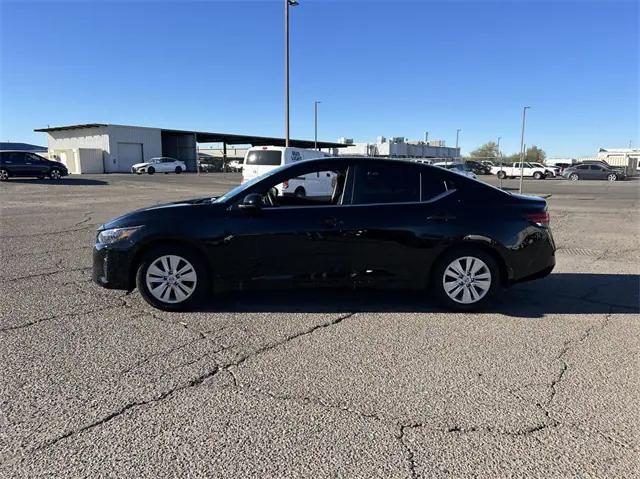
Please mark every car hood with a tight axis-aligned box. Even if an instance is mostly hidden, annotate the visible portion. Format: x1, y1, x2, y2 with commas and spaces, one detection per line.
132, 162, 151, 169
99, 197, 221, 230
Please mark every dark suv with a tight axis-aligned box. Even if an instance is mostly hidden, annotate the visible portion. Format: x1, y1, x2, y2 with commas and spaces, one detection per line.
0, 151, 68, 181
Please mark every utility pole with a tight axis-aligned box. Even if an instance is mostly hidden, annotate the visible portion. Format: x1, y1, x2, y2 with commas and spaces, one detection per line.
314, 100, 321, 150
284, 0, 299, 147
497, 136, 502, 189
424, 131, 429, 144
518, 106, 530, 194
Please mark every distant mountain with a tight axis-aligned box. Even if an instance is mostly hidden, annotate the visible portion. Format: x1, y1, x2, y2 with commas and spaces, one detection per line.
0, 142, 47, 151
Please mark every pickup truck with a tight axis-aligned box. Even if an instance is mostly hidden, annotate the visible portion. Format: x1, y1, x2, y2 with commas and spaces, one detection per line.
490, 162, 548, 180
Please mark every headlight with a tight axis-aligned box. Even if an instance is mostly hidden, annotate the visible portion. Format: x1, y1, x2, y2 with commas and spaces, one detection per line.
97, 226, 142, 244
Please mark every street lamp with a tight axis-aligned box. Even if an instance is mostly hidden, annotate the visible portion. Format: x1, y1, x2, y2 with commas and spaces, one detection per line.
497, 136, 502, 189
424, 131, 429, 144
284, 0, 299, 147
314, 100, 321, 150
518, 106, 531, 194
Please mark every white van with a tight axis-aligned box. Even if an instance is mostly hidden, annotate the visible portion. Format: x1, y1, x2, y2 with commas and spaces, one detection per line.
242, 146, 334, 198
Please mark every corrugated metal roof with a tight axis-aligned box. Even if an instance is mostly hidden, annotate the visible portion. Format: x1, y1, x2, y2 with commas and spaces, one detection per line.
0, 142, 47, 151
34, 123, 346, 149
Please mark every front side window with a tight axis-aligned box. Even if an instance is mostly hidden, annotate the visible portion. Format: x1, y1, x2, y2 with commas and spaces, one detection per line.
352, 164, 420, 205
245, 150, 282, 166
576, 165, 589, 170
26, 153, 46, 162
589, 165, 603, 171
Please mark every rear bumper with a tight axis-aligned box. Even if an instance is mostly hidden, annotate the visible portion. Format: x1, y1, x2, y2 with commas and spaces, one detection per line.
507, 227, 556, 285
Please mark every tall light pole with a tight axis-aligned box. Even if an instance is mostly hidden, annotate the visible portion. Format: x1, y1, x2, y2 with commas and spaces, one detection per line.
518, 106, 531, 194
497, 136, 502, 189
424, 131, 429, 144
284, 0, 299, 147
314, 100, 321, 150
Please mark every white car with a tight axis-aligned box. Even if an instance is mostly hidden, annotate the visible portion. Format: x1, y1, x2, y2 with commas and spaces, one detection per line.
490, 162, 547, 180
530, 162, 560, 177
433, 161, 477, 179
132, 157, 186, 175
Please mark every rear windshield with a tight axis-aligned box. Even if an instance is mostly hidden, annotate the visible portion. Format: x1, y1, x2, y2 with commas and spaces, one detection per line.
245, 151, 282, 166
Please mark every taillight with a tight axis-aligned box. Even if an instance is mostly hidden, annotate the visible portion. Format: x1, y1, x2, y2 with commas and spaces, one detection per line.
526, 211, 550, 226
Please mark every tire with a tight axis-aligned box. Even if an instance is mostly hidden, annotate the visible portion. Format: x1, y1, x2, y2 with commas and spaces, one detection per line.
533, 172, 543, 180
607, 173, 617, 182
294, 187, 306, 197
0, 169, 9, 181
175, 166, 182, 174
433, 247, 500, 311
569, 173, 579, 181
497, 171, 506, 179
136, 245, 208, 312
50, 169, 61, 180
147, 166, 155, 175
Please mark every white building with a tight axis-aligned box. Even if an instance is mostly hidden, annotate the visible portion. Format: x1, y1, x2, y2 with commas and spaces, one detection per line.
35, 123, 343, 173
335, 136, 459, 160
597, 148, 639, 167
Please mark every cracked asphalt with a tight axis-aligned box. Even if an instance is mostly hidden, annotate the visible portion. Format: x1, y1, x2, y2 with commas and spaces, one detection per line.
1, 173, 638, 478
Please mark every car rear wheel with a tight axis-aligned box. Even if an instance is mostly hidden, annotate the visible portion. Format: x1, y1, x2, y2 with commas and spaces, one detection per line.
497, 171, 506, 179
136, 246, 207, 311
0, 169, 9, 181
175, 166, 182, 174
50, 169, 61, 180
607, 173, 617, 181
569, 173, 579, 181
294, 187, 306, 197
533, 172, 543, 180
433, 248, 499, 311
147, 166, 155, 175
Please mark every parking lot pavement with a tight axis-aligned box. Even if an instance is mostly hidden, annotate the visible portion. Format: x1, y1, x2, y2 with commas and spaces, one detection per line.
1, 174, 638, 478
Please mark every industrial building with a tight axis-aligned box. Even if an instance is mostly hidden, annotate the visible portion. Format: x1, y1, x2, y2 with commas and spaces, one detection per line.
335, 136, 460, 160
35, 123, 344, 174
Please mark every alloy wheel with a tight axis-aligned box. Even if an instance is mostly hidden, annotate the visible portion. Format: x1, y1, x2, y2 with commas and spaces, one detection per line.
50, 169, 61, 180
570, 173, 579, 181
0, 169, 8, 181
442, 256, 492, 304
145, 255, 197, 304
607, 174, 617, 181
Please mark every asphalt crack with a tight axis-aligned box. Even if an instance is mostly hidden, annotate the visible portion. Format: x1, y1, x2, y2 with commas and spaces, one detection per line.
29, 312, 358, 454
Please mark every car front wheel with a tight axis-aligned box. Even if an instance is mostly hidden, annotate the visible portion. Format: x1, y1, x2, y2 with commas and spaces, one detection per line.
433, 248, 499, 311
569, 173, 579, 181
175, 166, 182, 174
50, 169, 61, 180
147, 166, 155, 175
136, 246, 207, 311
607, 173, 618, 181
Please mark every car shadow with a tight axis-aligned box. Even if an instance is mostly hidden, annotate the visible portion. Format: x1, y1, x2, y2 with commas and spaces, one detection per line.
5, 178, 108, 185
199, 273, 639, 318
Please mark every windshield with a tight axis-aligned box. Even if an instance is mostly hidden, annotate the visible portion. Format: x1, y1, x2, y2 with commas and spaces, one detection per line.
212, 163, 290, 203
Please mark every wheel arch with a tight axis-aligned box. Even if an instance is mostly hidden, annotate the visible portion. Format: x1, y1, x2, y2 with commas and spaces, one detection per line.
430, 239, 510, 288
128, 237, 212, 290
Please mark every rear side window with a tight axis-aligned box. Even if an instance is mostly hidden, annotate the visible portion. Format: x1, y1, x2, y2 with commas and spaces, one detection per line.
3, 152, 25, 164
352, 163, 420, 204
421, 171, 448, 201
245, 151, 282, 166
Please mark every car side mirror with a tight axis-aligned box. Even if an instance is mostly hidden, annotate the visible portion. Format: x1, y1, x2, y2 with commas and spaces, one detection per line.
238, 193, 263, 211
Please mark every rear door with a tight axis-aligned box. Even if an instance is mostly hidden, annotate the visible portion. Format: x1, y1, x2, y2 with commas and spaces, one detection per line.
243, 149, 283, 183
3, 152, 29, 176
340, 162, 453, 286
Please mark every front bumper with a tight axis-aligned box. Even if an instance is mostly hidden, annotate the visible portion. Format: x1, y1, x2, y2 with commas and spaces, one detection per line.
92, 243, 134, 290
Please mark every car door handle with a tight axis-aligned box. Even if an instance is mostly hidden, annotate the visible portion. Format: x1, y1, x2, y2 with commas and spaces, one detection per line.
427, 214, 455, 222
322, 218, 343, 229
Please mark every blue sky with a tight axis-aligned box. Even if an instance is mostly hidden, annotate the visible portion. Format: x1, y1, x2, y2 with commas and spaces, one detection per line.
1, 0, 638, 157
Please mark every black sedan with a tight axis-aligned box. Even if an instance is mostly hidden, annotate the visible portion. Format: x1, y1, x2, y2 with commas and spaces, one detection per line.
93, 158, 555, 311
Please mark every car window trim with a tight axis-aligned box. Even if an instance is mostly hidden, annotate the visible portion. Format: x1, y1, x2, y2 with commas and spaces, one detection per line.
263, 189, 457, 210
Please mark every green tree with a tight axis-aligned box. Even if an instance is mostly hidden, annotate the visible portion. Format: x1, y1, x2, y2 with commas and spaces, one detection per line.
469, 141, 499, 159
524, 145, 546, 163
